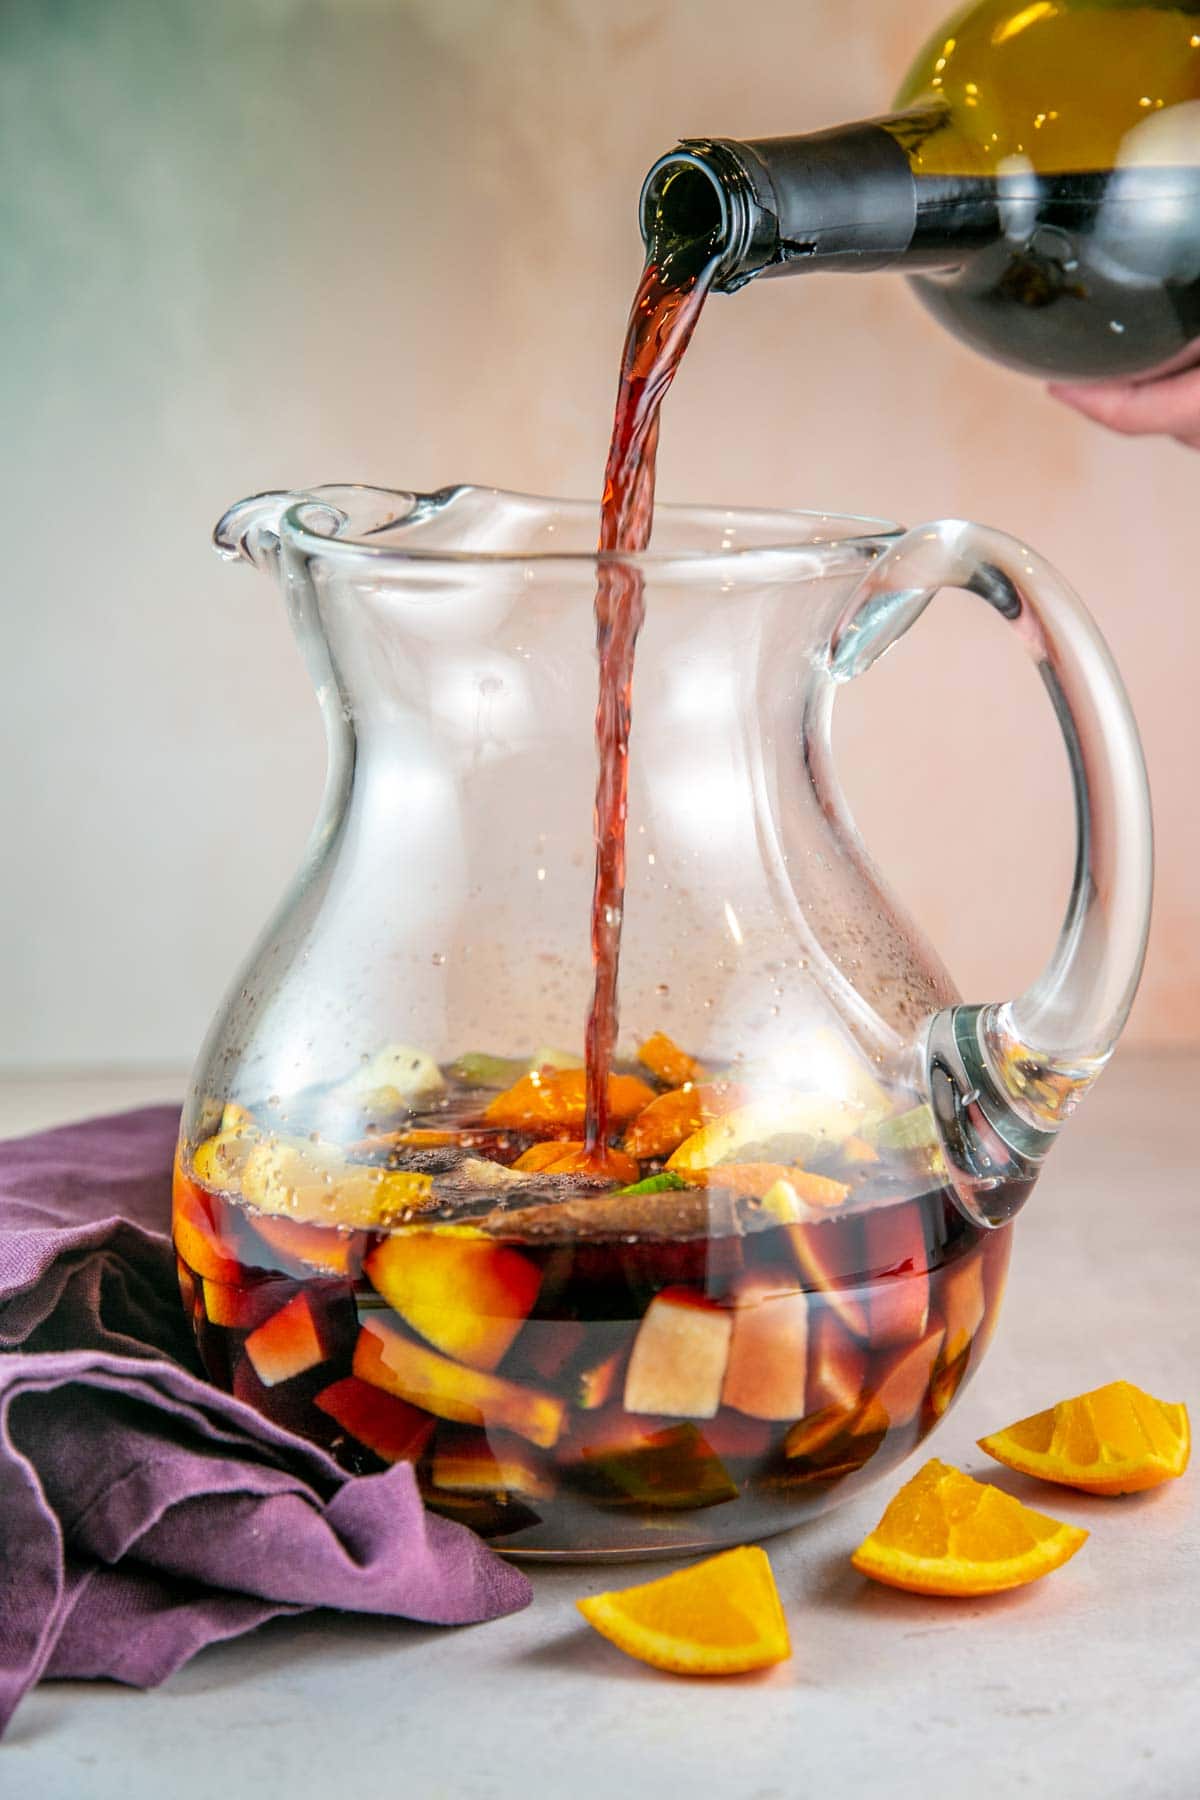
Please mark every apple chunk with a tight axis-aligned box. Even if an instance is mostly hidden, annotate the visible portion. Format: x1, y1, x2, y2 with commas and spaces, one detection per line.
806, 1305, 869, 1416
721, 1280, 808, 1421
623, 1288, 732, 1419
314, 1375, 434, 1465
786, 1216, 870, 1340
243, 1291, 333, 1387
363, 1232, 541, 1372
354, 1315, 565, 1448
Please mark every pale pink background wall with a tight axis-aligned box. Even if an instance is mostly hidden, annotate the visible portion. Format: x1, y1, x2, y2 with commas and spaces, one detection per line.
3, 0, 1196, 1066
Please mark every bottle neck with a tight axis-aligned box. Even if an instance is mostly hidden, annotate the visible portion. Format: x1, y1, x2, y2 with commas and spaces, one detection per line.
641, 112, 998, 290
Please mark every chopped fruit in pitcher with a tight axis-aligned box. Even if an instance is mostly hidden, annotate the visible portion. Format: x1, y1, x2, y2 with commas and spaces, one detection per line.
721, 1280, 808, 1422
240, 1140, 435, 1229
512, 1140, 640, 1184
314, 1376, 435, 1465
978, 1381, 1191, 1495
355, 1315, 566, 1449
939, 1248, 986, 1364
851, 1459, 1088, 1596
173, 1033, 1013, 1552
577, 1546, 790, 1675
624, 1289, 733, 1419
244, 1291, 335, 1387
578, 1420, 739, 1511
363, 1233, 541, 1372
431, 1430, 556, 1502
666, 1095, 864, 1172
623, 1082, 747, 1160
637, 1030, 707, 1090
484, 1068, 654, 1134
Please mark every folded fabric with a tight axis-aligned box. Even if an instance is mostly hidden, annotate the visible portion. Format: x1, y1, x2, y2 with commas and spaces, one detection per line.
0, 1105, 531, 1737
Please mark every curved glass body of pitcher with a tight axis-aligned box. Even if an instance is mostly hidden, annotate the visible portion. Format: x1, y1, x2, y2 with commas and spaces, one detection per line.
172, 486, 1150, 1557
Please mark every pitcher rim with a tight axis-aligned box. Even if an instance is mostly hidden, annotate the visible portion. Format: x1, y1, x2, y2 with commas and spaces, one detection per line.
217, 484, 905, 576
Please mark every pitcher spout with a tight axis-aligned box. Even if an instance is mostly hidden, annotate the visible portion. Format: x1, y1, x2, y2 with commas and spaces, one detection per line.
213, 491, 302, 572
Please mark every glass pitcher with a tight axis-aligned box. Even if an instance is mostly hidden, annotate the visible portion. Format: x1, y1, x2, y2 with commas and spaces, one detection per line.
174, 484, 1151, 1559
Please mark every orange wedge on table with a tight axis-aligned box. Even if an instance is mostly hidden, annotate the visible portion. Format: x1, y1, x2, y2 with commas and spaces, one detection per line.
851, 1459, 1088, 1596
979, 1380, 1190, 1496
577, 1546, 791, 1675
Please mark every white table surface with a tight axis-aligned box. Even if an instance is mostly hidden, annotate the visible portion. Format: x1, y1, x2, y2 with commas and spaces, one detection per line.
3, 1056, 1197, 1799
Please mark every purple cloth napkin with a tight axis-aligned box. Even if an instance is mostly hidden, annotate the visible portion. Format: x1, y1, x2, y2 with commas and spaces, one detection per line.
0, 1105, 531, 1736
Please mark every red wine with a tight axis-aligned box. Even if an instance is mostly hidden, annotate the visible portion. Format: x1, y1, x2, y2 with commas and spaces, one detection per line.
584, 217, 721, 1159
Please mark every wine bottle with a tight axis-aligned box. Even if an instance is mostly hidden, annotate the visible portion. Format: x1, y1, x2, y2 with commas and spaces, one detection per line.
641, 0, 1200, 380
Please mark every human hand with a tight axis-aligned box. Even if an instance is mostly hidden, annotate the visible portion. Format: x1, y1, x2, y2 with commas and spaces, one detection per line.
1049, 361, 1200, 449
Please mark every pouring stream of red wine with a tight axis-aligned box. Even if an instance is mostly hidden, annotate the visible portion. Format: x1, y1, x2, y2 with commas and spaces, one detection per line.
583, 214, 722, 1158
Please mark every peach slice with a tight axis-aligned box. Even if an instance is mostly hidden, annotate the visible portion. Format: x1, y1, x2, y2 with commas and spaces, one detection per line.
623, 1082, 749, 1161
857, 1327, 946, 1434
363, 1232, 541, 1372
721, 1279, 808, 1421
806, 1306, 870, 1416
864, 1204, 931, 1348
172, 1161, 245, 1285
939, 1248, 986, 1364
314, 1375, 435, 1464
786, 1216, 870, 1340
483, 1069, 655, 1135
637, 1031, 707, 1089
512, 1140, 640, 1185
354, 1315, 565, 1448
243, 1291, 334, 1387
431, 1429, 555, 1502
623, 1289, 733, 1419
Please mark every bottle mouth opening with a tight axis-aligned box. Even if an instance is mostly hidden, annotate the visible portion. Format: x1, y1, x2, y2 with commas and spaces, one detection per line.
639, 143, 776, 290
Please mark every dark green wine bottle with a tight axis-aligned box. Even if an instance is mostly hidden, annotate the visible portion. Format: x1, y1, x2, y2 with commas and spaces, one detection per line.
641, 0, 1200, 379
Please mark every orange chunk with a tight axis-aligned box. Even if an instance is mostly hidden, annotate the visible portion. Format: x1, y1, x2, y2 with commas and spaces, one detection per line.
576, 1346, 625, 1411
354, 1316, 565, 1448
788, 1170, 852, 1210
314, 1375, 435, 1464
721, 1279, 808, 1422
679, 1163, 798, 1199
484, 1068, 654, 1135
623, 1082, 748, 1160
577, 1546, 790, 1676
202, 1276, 293, 1332
637, 1031, 707, 1090
364, 1232, 541, 1372
243, 1211, 366, 1280
172, 1160, 245, 1285
623, 1289, 732, 1419
243, 1291, 331, 1387
978, 1381, 1191, 1496
851, 1458, 1088, 1596
512, 1140, 639, 1185
176, 1254, 197, 1317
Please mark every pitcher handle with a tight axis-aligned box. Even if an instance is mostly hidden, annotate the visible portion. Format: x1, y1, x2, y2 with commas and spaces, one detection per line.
830, 519, 1153, 1226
